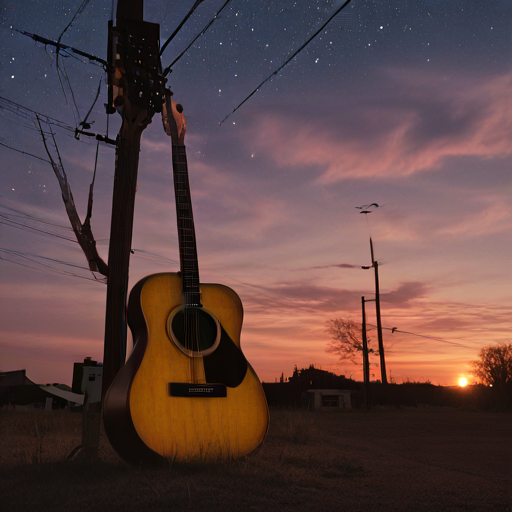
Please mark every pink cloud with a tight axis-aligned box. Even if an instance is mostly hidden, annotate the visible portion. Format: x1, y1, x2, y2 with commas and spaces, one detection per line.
435, 194, 512, 237
241, 69, 512, 182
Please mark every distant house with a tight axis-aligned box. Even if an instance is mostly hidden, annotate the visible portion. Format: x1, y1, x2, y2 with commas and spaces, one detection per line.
307, 389, 354, 409
288, 365, 359, 392
263, 365, 359, 408
0, 370, 84, 410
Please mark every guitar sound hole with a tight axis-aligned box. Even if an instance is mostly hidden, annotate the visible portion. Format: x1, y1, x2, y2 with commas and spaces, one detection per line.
167, 306, 221, 356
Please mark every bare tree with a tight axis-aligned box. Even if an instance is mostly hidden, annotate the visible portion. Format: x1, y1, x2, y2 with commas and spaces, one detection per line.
471, 343, 512, 388
326, 317, 377, 365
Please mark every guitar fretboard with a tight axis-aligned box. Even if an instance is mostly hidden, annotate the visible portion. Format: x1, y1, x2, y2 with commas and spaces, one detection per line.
172, 145, 201, 306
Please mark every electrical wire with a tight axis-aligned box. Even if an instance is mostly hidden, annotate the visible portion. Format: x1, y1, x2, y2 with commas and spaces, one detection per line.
368, 324, 471, 349
0, 203, 73, 230
57, 0, 91, 45
0, 247, 91, 272
0, 96, 76, 133
220, 0, 353, 124
160, 0, 206, 57
56, 56, 81, 127
0, 251, 106, 283
0, 214, 77, 244
79, 78, 101, 130
163, 0, 233, 76
54, 0, 92, 125
0, 142, 50, 163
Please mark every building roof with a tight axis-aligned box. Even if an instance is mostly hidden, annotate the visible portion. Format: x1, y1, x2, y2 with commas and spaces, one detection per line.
38, 385, 84, 405
0, 370, 34, 387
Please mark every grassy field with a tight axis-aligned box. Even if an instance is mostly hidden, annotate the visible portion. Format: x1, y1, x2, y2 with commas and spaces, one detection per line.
0, 407, 510, 511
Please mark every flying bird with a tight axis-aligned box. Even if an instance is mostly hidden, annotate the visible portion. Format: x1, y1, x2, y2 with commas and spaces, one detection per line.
355, 203, 379, 214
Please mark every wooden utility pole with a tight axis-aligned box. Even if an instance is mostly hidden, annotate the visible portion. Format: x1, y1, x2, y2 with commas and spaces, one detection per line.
361, 296, 371, 409
102, 0, 166, 399
370, 237, 387, 384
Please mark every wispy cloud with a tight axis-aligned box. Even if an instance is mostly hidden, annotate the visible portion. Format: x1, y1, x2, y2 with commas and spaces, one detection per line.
239, 69, 512, 182
239, 279, 428, 315
297, 263, 359, 270
435, 194, 512, 237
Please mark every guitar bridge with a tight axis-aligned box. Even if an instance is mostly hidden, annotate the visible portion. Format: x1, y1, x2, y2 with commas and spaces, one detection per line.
169, 383, 227, 397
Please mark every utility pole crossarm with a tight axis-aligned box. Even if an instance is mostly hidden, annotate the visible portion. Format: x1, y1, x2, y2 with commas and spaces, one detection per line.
16, 29, 107, 67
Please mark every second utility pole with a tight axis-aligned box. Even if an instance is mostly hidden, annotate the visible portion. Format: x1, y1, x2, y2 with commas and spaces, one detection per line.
370, 237, 387, 384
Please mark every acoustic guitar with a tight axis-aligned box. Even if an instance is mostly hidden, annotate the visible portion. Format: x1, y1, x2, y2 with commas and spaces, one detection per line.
103, 95, 269, 466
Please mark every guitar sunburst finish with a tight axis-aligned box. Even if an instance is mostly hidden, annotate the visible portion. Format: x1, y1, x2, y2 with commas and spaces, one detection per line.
104, 273, 269, 465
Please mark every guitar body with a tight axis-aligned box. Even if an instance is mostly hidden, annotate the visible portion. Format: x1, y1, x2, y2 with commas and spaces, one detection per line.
103, 272, 269, 466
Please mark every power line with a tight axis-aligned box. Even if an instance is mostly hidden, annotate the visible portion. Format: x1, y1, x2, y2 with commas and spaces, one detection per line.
56, 53, 82, 127
163, 0, 233, 76
0, 247, 91, 272
160, 0, 206, 57
220, 0, 353, 124
369, 324, 471, 349
54, 0, 93, 129
56, 0, 91, 45
79, 79, 102, 131
1, 95, 114, 154
0, 203, 73, 230
0, 214, 77, 243
0, 141, 50, 163
0, 96, 76, 132
0, 251, 105, 283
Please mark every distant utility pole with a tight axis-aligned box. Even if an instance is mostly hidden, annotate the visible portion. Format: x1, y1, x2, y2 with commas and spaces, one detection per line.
102, 0, 166, 400
361, 296, 371, 409
370, 237, 387, 384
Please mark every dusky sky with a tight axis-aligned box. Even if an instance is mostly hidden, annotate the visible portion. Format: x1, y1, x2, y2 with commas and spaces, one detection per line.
1, 0, 511, 386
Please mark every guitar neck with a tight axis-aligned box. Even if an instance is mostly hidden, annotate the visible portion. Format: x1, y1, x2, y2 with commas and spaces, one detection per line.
172, 144, 201, 306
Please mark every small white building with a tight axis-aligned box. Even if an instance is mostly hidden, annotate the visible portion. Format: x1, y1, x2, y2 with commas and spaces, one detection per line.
72, 357, 103, 404
307, 389, 353, 410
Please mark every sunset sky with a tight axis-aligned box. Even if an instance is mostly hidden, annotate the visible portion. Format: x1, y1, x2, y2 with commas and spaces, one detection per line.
1, 1, 511, 387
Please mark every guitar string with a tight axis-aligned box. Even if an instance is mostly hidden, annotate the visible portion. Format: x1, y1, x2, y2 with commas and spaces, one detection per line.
179, 152, 192, 383
186, 167, 201, 384
175, 157, 192, 384
172, 128, 205, 384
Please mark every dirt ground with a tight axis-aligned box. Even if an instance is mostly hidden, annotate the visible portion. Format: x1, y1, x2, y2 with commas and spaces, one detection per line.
0, 407, 510, 511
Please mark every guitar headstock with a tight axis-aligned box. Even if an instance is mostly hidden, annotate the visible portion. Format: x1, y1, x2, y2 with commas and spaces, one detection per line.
163, 94, 187, 145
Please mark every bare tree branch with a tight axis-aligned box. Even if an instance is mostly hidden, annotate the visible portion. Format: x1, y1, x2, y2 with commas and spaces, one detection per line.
36, 116, 109, 277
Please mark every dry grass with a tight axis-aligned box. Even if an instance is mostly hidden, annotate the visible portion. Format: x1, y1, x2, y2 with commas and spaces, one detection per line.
0, 407, 510, 511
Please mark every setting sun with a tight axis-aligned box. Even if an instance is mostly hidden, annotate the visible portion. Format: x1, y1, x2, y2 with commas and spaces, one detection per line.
458, 377, 468, 387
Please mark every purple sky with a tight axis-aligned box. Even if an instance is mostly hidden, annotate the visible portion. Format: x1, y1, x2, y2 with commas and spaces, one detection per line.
1, 1, 511, 386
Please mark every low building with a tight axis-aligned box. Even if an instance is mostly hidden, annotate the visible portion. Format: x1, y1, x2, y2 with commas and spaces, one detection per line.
307, 389, 354, 409
263, 365, 360, 407
0, 370, 83, 410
